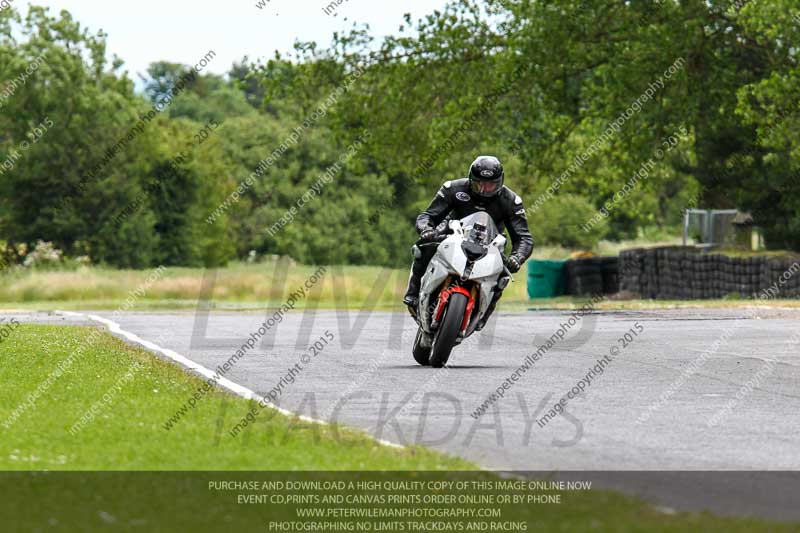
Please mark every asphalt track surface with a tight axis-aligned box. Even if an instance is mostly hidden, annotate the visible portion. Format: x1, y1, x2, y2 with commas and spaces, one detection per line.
8, 306, 800, 521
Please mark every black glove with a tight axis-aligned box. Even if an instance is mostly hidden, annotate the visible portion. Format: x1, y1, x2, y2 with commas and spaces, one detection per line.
420, 227, 438, 241
506, 255, 522, 273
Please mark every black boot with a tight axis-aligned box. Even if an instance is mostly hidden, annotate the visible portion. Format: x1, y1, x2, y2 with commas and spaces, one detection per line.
404, 243, 435, 311
403, 274, 421, 308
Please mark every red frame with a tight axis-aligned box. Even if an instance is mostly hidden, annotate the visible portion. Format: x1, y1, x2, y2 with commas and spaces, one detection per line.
433, 286, 476, 334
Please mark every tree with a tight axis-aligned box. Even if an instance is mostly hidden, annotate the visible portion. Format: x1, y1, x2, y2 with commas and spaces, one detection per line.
0, 5, 158, 265
0, 5, 235, 267
734, 1, 800, 249
259, 0, 795, 251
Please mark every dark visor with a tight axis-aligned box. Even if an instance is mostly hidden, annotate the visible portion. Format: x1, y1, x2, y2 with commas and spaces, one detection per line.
470, 178, 502, 195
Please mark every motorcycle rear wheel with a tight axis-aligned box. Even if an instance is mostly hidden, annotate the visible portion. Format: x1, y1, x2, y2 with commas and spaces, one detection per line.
429, 292, 467, 368
412, 327, 431, 366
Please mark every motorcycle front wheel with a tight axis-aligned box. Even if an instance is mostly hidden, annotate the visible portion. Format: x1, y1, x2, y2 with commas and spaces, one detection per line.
429, 292, 468, 368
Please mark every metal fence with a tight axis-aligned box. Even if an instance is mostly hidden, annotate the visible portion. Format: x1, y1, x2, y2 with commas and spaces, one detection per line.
683, 209, 739, 247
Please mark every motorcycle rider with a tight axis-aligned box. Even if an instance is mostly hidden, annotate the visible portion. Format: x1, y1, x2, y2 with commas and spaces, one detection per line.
403, 155, 534, 326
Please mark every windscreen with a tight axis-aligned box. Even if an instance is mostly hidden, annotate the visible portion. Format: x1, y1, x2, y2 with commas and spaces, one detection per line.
460, 212, 498, 245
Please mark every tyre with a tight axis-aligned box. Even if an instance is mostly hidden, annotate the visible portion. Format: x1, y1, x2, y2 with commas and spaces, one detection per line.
429, 292, 468, 368
412, 327, 431, 366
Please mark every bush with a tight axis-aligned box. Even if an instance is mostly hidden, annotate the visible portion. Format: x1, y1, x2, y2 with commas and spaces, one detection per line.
22, 240, 64, 269
529, 194, 609, 250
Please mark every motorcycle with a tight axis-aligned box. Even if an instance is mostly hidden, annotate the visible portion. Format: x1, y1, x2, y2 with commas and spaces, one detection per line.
410, 212, 512, 367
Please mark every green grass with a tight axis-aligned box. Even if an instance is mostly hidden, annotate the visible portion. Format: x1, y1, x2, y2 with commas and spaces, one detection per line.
0, 260, 441, 310
529, 236, 686, 260
2, 260, 799, 313
0, 325, 795, 532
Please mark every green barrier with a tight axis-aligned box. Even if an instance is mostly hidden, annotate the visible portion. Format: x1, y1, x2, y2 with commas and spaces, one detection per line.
527, 259, 566, 298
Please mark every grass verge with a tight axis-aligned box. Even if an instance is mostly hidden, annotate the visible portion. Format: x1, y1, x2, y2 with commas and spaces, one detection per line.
1, 260, 799, 312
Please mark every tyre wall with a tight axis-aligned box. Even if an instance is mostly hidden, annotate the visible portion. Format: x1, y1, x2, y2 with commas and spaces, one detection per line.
617, 247, 800, 300
564, 257, 620, 297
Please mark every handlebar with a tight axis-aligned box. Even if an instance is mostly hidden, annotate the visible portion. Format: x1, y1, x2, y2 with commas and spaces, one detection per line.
501, 255, 515, 279
417, 236, 515, 280
415, 234, 450, 247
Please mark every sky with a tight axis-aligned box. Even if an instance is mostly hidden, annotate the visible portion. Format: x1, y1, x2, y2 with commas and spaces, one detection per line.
22, 0, 452, 80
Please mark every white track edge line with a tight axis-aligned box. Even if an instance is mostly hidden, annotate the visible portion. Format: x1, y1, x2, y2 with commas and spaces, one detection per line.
56, 310, 405, 450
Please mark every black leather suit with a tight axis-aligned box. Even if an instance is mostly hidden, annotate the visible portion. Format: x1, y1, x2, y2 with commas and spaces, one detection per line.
407, 178, 534, 323
416, 178, 534, 259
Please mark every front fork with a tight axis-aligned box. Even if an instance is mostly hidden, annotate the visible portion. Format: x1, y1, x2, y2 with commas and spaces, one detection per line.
430, 282, 478, 336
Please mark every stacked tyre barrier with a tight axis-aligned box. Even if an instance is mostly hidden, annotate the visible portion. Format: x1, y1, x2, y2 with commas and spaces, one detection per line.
564, 257, 620, 297
619, 247, 800, 300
